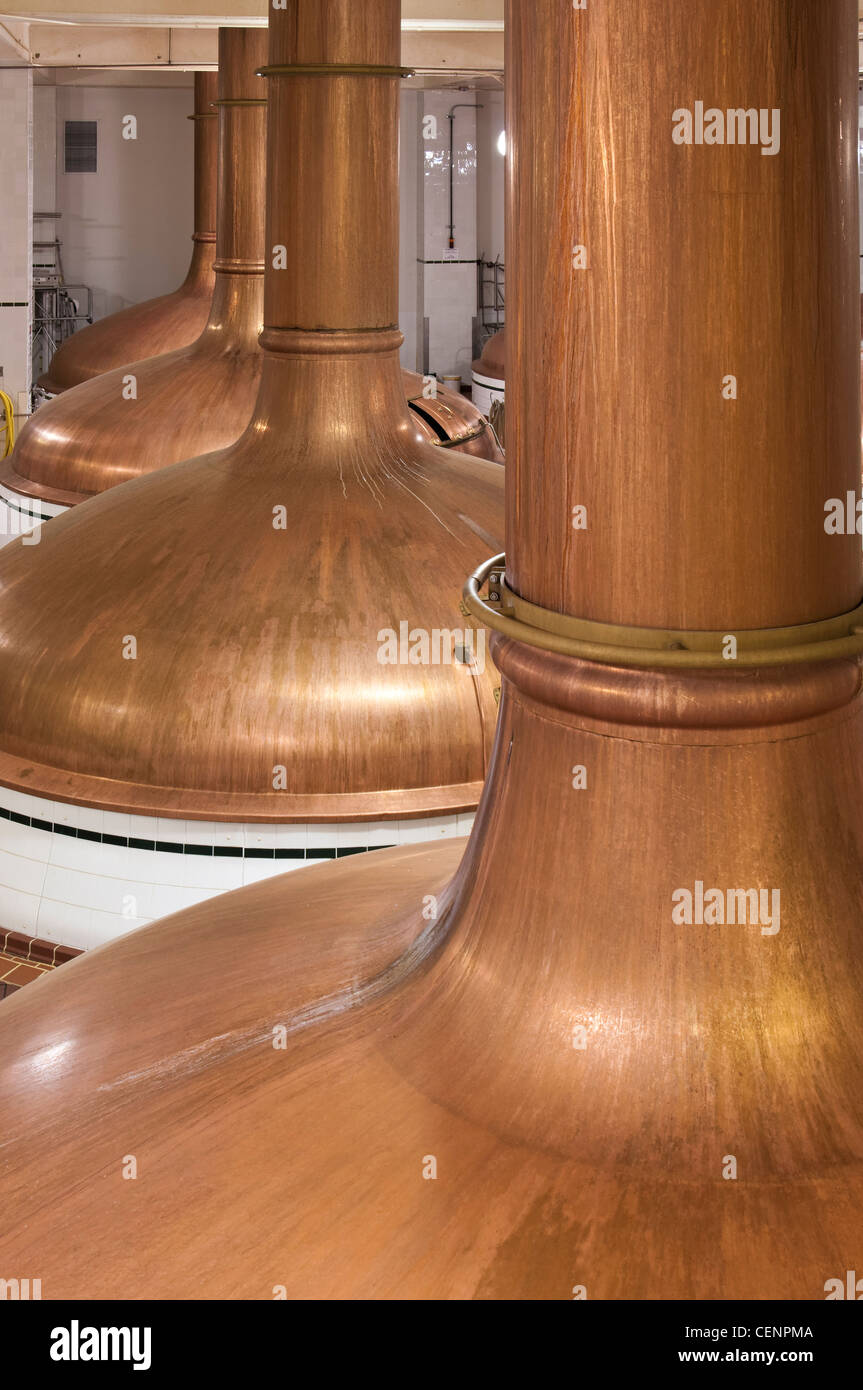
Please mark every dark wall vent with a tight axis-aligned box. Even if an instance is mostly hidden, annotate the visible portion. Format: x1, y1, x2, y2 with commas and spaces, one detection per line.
64, 121, 97, 174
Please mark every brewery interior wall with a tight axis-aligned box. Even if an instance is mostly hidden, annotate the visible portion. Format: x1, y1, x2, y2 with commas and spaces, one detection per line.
0, 67, 33, 421
34, 83, 194, 322
22, 81, 506, 399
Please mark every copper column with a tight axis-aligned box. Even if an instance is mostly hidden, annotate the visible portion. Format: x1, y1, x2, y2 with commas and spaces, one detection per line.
4, 31, 267, 506
256, 8, 500, 461
37, 71, 218, 396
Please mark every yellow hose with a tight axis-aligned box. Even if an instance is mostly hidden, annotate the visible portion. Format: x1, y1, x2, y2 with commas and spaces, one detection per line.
0, 389, 14, 458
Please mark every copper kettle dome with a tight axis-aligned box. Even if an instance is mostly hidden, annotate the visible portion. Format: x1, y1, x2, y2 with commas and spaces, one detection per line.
0, 0, 859, 1302
5, 36, 499, 516
4, 30, 268, 509
0, 0, 504, 823
403, 369, 502, 459
471, 327, 505, 418
471, 326, 505, 384
37, 72, 219, 398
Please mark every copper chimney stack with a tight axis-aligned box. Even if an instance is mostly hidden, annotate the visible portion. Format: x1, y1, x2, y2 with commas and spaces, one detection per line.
2, 31, 267, 512
0, 0, 503, 894
37, 71, 218, 397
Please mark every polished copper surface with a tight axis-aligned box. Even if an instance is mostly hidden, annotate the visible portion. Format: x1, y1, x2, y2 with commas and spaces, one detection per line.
0, 0, 504, 819
37, 73, 218, 397
471, 326, 505, 383
5, 33, 266, 506
503, 18, 859, 631
3, 652, 863, 1296
4, 0, 857, 1302
403, 368, 503, 461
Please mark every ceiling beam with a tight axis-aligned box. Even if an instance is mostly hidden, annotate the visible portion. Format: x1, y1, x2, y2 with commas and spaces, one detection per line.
0, 1, 503, 25
4, 17, 503, 72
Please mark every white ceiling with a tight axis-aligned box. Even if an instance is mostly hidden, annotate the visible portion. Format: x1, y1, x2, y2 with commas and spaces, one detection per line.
0, 2, 503, 81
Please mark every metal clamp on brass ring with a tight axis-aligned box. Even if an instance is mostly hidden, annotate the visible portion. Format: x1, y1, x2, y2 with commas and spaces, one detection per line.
187, 112, 217, 120
256, 64, 415, 78
464, 554, 863, 669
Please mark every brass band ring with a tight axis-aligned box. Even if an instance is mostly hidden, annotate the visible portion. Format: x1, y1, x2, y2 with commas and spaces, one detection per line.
211, 98, 267, 107
464, 554, 863, 669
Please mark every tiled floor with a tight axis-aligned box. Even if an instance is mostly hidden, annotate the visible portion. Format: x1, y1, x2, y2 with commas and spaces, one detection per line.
0, 950, 49, 996
0, 930, 79, 999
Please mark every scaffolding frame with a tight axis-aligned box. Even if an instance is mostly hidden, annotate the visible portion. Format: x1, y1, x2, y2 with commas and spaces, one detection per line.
31, 212, 92, 390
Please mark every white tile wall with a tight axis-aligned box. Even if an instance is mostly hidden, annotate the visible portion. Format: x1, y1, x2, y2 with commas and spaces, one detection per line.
0, 784, 473, 952
417, 91, 479, 385
476, 91, 505, 268
425, 262, 477, 385
399, 90, 420, 371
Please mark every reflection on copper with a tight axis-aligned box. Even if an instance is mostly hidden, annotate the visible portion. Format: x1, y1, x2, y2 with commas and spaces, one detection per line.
0, 0, 858, 1301
37, 72, 218, 397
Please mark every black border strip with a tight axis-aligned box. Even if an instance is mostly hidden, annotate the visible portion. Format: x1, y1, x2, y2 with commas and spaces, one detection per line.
0, 806, 396, 861
0, 491, 55, 524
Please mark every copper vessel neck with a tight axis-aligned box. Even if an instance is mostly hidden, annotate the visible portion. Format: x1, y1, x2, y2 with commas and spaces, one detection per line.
190, 71, 218, 248
506, 0, 861, 632
198, 29, 266, 343
213, 29, 267, 276
179, 73, 218, 293
261, 0, 403, 340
